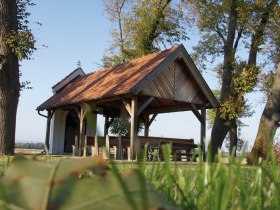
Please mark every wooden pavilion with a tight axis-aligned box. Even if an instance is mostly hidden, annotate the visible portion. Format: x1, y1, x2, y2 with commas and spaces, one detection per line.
37, 44, 219, 159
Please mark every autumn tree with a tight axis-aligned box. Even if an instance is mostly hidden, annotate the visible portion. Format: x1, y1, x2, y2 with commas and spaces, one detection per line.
0, 0, 36, 155
184, 0, 279, 159
250, 6, 280, 160
103, 0, 187, 65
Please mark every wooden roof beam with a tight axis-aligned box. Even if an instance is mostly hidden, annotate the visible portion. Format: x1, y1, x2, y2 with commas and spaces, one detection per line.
144, 104, 192, 114
148, 114, 157, 127
154, 98, 162, 106
122, 100, 132, 116
191, 104, 203, 123
137, 97, 154, 116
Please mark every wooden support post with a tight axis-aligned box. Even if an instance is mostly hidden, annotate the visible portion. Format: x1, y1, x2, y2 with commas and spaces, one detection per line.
72, 145, 76, 156
130, 96, 138, 160
118, 135, 123, 159
78, 108, 87, 156
200, 107, 206, 156
104, 135, 110, 159
74, 136, 79, 156
127, 147, 131, 161
79, 115, 83, 156
104, 116, 109, 137
113, 146, 117, 160
92, 135, 99, 156
83, 135, 88, 157
191, 104, 206, 158
144, 115, 149, 137
144, 114, 157, 137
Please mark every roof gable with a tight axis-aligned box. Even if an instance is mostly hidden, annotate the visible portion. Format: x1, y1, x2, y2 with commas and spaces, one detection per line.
142, 60, 206, 105
52, 68, 85, 93
37, 45, 219, 111
132, 45, 219, 108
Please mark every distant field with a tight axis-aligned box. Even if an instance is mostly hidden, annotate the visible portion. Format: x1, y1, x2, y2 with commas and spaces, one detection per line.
15, 148, 44, 154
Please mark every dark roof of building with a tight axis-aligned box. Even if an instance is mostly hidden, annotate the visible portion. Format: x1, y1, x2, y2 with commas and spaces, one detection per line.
37, 45, 219, 111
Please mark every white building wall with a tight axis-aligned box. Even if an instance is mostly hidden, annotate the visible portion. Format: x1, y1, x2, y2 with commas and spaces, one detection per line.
50, 110, 69, 155
49, 104, 98, 154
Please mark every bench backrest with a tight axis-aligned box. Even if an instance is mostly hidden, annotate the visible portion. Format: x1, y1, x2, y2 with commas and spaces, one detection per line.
85, 136, 105, 147
96, 135, 197, 152
138, 136, 194, 145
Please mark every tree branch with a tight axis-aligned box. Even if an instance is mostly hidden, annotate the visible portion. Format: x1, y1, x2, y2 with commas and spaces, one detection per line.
214, 26, 226, 44
233, 28, 243, 53
248, 0, 277, 66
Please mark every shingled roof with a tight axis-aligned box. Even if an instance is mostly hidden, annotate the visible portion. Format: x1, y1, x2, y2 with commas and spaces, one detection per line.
37, 45, 219, 111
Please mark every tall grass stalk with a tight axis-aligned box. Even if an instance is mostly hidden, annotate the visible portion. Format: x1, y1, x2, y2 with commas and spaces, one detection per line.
138, 146, 280, 210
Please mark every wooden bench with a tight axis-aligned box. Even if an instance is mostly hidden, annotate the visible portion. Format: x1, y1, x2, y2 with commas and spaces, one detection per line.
81, 135, 105, 157
171, 141, 198, 161
119, 136, 198, 161
81, 135, 197, 161
80, 135, 130, 160
110, 136, 131, 160
104, 136, 126, 160
138, 136, 197, 161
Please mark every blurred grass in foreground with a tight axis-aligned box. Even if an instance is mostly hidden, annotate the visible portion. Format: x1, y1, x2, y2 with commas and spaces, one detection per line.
0, 146, 280, 210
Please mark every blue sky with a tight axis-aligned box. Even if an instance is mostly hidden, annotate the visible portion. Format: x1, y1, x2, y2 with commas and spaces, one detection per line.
16, 0, 267, 151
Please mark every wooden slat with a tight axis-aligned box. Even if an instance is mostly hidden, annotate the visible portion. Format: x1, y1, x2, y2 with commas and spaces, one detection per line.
174, 61, 200, 102
143, 65, 174, 99
144, 104, 193, 114
142, 60, 210, 106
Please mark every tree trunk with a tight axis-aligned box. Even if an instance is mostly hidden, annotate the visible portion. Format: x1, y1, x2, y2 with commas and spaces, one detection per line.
250, 64, 280, 160
0, 0, 20, 155
209, 0, 238, 160
229, 119, 237, 156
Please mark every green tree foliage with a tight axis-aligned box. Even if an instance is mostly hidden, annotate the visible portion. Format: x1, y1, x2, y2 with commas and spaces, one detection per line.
5, 0, 37, 61
257, 5, 280, 98
184, 0, 279, 158
220, 61, 258, 121
110, 117, 130, 136
103, 0, 187, 66
125, 0, 187, 56
109, 117, 144, 136
259, 70, 275, 98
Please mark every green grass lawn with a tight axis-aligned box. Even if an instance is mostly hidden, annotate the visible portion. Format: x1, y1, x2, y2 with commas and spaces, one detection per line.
0, 153, 279, 210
